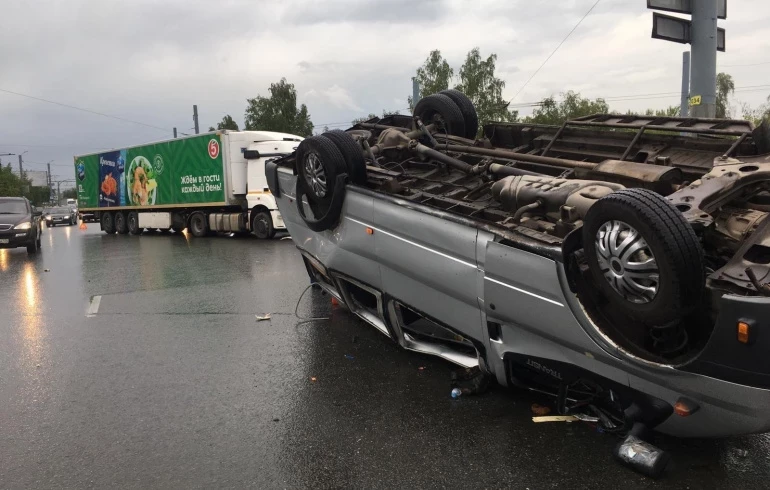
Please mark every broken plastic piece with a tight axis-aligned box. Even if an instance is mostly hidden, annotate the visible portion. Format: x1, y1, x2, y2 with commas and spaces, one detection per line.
331, 297, 339, 306
344, 354, 355, 360
532, 415, 578, 423
573, 413, 600, 423
310, 377, 317, 382
256, 314, 271, 321
451, 388, 462, 399
615, 434, 670, 478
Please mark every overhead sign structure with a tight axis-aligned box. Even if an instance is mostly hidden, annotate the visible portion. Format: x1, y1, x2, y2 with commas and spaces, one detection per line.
651, 12, 725, 51
647, 0, 726, 19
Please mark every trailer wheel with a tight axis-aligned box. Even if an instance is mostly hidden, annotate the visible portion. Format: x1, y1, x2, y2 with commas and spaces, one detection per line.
440, 89, 479, 139
128, 212, 141, 235
583, 189, 705, 325
295, 135, 348, 206
322, 130, 367, 185
252, 211, 275, 239
189, 212, 208, 238
114, 212, 128, 234
101, 212, 116, 234
413, 93, 466, 137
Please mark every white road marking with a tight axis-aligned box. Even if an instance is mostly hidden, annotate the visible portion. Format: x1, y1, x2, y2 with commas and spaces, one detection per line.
86, 295, 101, 317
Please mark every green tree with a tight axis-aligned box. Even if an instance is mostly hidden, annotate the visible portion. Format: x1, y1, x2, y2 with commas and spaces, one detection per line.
0, 163, 24, 197
61, 188, 77, 199
526, 91, 609, 125
455, 48, 518, 128
716, 72, 735, 118
741, 96, 770, 126
244, 78, 314, 136
208, 114, 240, 132
408, 50, 454, 109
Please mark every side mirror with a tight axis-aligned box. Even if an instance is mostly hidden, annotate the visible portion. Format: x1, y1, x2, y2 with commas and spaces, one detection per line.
243, 149, 261, 160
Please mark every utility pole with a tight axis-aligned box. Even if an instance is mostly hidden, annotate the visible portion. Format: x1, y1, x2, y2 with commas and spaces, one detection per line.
18, 154, 24, 197
680, 51, 691, 118
689, 0, 718, 118
193, 105, 200, 134
173, 127, 178, 138
47, 162, 53, 203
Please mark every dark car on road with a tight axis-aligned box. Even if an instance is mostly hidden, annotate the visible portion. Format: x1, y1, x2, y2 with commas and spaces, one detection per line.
0, 197, 42, 254
45, 206, 76, 226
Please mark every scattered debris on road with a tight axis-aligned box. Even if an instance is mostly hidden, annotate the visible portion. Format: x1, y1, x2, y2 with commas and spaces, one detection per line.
255, 314, 271, 321
531, 404, 551, 416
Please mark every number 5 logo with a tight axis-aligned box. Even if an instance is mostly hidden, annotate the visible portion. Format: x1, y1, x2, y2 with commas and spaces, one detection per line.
208, 139, 220, 159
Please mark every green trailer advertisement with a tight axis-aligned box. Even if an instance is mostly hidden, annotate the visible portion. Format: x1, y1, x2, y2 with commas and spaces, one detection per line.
75, 134, 226, 210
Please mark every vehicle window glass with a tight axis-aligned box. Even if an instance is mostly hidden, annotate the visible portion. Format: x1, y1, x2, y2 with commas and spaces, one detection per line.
0, 201, 28, 214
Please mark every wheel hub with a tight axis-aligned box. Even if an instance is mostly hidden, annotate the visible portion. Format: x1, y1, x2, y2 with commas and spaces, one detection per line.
304, 152, 327, 198
595, 220, 659, 304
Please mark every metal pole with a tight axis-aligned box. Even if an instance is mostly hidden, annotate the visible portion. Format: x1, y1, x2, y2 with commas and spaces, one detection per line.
57, 181, 61, 205
689, 0, 718, 118
173, 127, 178, 138
47, 163, 52, 203
193, 105, 200, 134
680, 51, 690, 118
18, 154, 24, 196
412, 78, 420, 107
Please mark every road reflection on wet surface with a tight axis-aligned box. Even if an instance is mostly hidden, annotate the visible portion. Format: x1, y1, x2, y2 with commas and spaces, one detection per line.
1, 225, 769, 488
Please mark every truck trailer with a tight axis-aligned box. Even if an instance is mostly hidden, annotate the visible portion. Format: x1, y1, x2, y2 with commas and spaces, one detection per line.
74, 130, 302, 238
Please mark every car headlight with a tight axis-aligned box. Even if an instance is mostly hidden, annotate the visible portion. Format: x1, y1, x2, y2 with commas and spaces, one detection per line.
14, 222, 32, 230
45, 215, 52, 219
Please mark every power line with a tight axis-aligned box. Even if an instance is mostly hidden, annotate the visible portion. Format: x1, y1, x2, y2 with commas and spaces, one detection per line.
0, 88, 171, 133
510, 0, 602, 102
719, 61, 770, 68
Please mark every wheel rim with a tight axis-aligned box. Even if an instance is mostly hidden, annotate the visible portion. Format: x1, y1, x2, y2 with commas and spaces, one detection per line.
254, 218, 268, 236
303, 152, 327, 198
595, 220, 659, 304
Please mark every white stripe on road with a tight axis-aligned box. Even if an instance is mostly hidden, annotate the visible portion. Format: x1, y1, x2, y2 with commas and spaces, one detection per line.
86, 295, 101, 317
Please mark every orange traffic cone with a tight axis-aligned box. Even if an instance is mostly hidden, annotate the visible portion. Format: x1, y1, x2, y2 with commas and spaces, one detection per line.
79, 221, 87, 230
331, 297, 339, 307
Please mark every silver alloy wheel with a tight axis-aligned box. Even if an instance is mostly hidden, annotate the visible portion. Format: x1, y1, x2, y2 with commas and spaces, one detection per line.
303, 152, 327, 198
595, 220, 659, 304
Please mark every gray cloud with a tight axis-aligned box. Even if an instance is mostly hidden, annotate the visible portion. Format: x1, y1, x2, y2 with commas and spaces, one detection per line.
283, 0, 449, 25
1, 0, 768, 182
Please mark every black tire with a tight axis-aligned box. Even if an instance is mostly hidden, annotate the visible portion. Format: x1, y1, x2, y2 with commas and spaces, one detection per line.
413, 93, 466, 137
440, 89, 479, 139
128, 212, 141, 235
189, 212, 208, 238
27, 239, 38, 254
68, 218, 73, 226
115, 212, 128, 235
322, 130, 367, 185
295, 135, 348, 206
101, 212, 116, 234
583, 189, 705, 325
252, 211, 276, 239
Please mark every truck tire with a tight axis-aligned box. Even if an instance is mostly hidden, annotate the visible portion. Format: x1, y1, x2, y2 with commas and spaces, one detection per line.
189, 212, 208, 238
322, 130, 367, 185
128, 212, 141, 235
582, 188, 705, 326
252, 211, 276, 239
296, 135, 348, 207
440, 89, 479, 139
413, 93, 466, 137
101, 212, 116, 234
115, 212, 128, 234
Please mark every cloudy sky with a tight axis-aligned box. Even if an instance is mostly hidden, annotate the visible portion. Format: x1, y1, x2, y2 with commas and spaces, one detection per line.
1, 0, 769, 183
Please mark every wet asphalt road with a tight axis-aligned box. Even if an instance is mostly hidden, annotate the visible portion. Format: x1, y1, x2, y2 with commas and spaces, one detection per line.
1, 224, 769, 489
